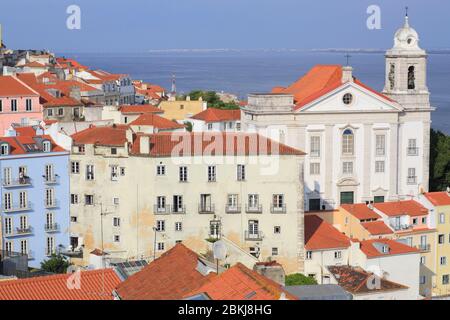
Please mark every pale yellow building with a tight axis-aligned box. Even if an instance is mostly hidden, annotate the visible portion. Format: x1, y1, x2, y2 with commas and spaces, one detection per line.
158, 97, 206, 121
68, 126, 306, 274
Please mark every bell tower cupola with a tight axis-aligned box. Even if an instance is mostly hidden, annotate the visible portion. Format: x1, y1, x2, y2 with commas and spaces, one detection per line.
382, 11, 430, 110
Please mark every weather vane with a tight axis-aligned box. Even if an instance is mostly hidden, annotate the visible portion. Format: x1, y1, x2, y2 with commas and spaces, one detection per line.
405, 6, 409, 17
345, 53, 351, 66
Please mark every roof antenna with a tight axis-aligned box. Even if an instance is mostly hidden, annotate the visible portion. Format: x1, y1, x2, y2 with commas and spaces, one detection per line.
345, 53, 351, 67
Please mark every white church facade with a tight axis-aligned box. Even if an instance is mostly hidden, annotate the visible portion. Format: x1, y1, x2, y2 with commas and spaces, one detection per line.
241, 15, 433, 211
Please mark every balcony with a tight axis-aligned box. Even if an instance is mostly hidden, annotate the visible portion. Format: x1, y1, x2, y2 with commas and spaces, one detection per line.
271, 204, 286, 214
198, 204, 215, 214
45, 223, 60, 233
225, 204, 241, 214
171, 205, 186, 214
61, 246, 83, 258
407, 147, 419, 156
44, 199, 60, 209
245, 231, 263, 241
2, 178, 32, 188
16, 226, 33, 236
43, 175, 60, 185
246, 204, 263, 214
4, 202, 33, 213
415, 244, 431, 252
154, 204, 171, 215
407, 176, 417, 185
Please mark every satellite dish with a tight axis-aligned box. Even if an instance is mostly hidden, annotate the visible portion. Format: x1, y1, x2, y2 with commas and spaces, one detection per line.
212, 240, 227, 260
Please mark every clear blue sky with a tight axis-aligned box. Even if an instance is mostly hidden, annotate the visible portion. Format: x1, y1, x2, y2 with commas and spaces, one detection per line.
1, 0, 448, 52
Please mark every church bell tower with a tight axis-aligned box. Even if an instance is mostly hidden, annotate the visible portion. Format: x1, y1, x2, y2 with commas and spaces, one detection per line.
382, 12, 430, 110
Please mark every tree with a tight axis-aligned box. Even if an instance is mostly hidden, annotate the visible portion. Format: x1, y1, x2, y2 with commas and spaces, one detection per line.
184, 121, 193, 132
285, 273, 318, 286
40, 254, 72, 274
429, 129, 450, 191
183, 90, 240, 110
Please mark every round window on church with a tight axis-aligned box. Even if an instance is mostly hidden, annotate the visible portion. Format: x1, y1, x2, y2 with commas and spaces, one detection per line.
343, 93, 353, 105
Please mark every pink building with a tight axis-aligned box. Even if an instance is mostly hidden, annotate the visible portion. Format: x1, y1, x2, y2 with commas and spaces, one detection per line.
0, 76, 42, 134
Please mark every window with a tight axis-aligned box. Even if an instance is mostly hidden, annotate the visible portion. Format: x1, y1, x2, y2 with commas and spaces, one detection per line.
113, 217, 120, 227
58, 108, 64, 116
44, 164, 54, 182
408, 66, 415, 89
407, 168, 416, 184
272, 248, 279, 256
156, 196, 166, 211
236, 122, 241, 131
310, 163, 320, 175
4, 217, 12, 235
210, 220, 221, 238
46, 213, 54, 228
70, 216, 78, 223
306, 251, 313, 260
113, 197, 119, 205
408, 139, 418, 156
208, 166, 216, 182
4, 241, 12, 252
111, 148, 117, 155
173, 195, 183, 213
3, 193, 11, 210
334, 251, 342, 259
343, 161, 353, 174
248, 194, 259, 209
156, 220, 165, 232
374, 196, 384, 203
71, 162, 80, 174
310, 136, 321, 157
19, 191, 27, 208
86, 165, 95, 180
443, 275, 450, 285
120, 167, 126, 176
247, 220, 259, 237
85, 195, 94, 205
227, 194, 239, 211
375, 135, 386, 156
420, 256, 426, 265
156, 164, 166, 176
157, 242, 165, 251
441, 256, 447, 266
26, 99, 32, 111
342, 129, 354, 155
440, 213, 445, 224
0, 143, 9, 156
114, 235, 120, 242
77, 145, 85, 153
274, 226, 281, 234
422, 217, 427, 224
111, 166, 119, 181
343, 93, 353, 105
20, 240, 28, 255
439, 234, 445, 244
420, 276, 426, 285
309, 199, 321, 211
272, 194, 284, 211
45, 188, 55, 207
207, 123, 213, 130
237, 164, 246, 181
46, 237, 55, 255
47, 108, 53, 117
10, 99, 17, 112
374, 161, 385, 174
175, 222, 182, 232
340, 191, 354, 205
412, 218, 418, 225
179, 166, 188, 182
0, 100, 2, 112
71, 194, 79, 204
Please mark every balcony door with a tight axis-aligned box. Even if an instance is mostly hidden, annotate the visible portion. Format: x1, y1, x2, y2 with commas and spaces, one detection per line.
200, 194, 212, 211
248, 220, 259, 236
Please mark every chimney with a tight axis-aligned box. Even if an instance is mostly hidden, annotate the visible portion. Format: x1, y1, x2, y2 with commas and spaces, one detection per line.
253, 261, 286, 286
139, 135, 150, 154
342, 66, 354, 83
69, 86, 81, 101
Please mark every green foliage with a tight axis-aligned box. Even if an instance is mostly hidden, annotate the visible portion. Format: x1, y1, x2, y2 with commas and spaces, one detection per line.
184, 121, 193, 132
183, 90, 240, 110
40, 254, 72, 274
285, 273, 318, 286
429, 129, 450, 191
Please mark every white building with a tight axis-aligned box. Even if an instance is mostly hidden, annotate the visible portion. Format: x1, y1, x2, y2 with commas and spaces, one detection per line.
186, 108, 242, 132
240, 15, 433, 210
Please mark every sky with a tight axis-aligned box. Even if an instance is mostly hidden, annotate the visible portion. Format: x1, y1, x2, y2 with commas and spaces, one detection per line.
0, 0, 449, 52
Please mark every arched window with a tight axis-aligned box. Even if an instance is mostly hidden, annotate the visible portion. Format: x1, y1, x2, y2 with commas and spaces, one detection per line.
42, 141, 51, 152
342, 129, 354, 155
408, 66, 415, 90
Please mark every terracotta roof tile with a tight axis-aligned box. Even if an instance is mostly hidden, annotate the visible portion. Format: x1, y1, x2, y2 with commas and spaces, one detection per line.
131, 132, 306, 157
304, 215, 351, 250
424, 192, 450, 206
0, 269, 121, 300
115, 243, 215, 300
327, 265, 408, 294
191, 108, 241, 123
374, 200, 428, 217
185, 263, 297, 300
71, 125, 129, 146
0, 76, 40, 96
0, 134, 65, 155
118, 105, 164, 114
129, 114, 184, 129
341, 203, 381, 220
359, 239, 419, 258
361, 221, 393, 236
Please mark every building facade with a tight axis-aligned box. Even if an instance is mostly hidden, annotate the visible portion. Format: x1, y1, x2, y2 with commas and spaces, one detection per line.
68, 127, 306, 274
0, 126, 70, 268
240, 16, 433, 210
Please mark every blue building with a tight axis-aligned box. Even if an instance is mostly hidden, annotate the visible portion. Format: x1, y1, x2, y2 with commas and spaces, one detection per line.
0, 126, 69, 268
